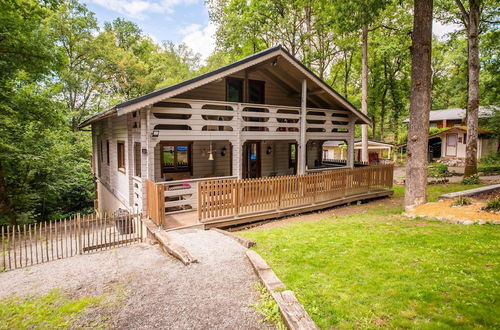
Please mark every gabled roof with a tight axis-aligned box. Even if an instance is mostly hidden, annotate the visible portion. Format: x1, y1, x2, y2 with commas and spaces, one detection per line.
402, 106, 497, 123
354, 138, 393, 146
79, 45, 370, 128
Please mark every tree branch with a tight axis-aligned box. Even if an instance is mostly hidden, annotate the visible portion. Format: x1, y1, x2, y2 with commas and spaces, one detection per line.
454, 0, 470, 29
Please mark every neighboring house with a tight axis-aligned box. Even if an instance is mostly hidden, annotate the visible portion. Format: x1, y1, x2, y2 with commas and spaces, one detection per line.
402, 106, 496, 128
427, 126, 498, 161
79, 45, 371, 215
323, 139, 393, 163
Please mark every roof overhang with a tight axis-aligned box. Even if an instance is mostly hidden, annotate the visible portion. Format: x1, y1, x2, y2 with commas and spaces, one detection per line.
79, 45, 370, 128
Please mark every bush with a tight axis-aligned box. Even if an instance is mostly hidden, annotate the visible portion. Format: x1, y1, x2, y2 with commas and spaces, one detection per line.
428, 163, 449, 178
451, 196, 472, 207
483, 197, 500, 212
480, 152, 500, 165
478, 164, 500, 173
462, 174, 481, 185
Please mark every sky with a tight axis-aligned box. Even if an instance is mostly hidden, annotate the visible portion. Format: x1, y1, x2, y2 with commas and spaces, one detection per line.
81, 0, 459, 62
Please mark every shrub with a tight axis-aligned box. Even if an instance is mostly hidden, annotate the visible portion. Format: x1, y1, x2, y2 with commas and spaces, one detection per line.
480, 152, 500, 165
428, 163, 449, 178
462, 174, 481, 185
478, 164, 500, 174
483, 197, 500, 212
451, 196, 472, 207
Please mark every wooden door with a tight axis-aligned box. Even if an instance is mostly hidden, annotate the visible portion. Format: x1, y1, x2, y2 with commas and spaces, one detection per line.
446, 133, 458, 157
243, 141, 261, 178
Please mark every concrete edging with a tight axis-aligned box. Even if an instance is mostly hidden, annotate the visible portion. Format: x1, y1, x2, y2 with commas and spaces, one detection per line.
142, 218, 198, 265
246, 250, 318, 330
439, 184, 500, 200
210, 228, 256, 248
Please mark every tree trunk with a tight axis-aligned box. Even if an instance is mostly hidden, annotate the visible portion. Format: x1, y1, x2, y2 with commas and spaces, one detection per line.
361, 24, 369, 162
405, 0, 433, 210
464, 0, 480, 178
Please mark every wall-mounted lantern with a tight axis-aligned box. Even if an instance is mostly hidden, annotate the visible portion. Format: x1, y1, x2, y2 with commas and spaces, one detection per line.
266, 145, 272, 155
221, 146, 227, 157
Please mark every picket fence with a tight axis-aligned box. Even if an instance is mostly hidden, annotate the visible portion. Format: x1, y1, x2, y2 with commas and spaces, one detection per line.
1, 213, 142, 272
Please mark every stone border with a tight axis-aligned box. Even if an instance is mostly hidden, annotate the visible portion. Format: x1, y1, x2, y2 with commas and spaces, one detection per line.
210, 228, 256, 248
439, 184, 500, 200
246, 250, 318, 330
143, 218, 198, 265
403, 212, 499, 225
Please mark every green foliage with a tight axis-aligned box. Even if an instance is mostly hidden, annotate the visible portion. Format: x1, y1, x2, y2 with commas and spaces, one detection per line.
0, 0, 201, 225
392, 184, 484, 202
478, 164, 500, 174
483, 197, 500, 212
428, 163, 449, 178
0, 289, 101, 329
241, 198, 500, 328
451, 196, 472, 207
251, 284, 286, 329
462, 174, 481, 185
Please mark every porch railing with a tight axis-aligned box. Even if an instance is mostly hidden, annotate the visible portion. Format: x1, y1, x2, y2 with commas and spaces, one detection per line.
145, 176, 237, 226
197, 164, 393, 222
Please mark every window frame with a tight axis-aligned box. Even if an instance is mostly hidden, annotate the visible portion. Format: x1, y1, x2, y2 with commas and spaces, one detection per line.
225, 78, 243, 103
160, 141, 193, 174
289, 142, 298, 171
106, 140, 110, 165
117, 141, 126, 173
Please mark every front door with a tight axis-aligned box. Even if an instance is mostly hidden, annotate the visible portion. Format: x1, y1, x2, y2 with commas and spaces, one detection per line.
243, 141, 261, 178
446, 133, 458, 157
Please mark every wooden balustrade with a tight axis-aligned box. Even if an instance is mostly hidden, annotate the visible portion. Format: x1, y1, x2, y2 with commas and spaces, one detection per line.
197, 165, 393, 222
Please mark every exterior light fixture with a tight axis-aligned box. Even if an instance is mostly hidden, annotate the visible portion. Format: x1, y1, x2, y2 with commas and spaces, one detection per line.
151, 130, 159, 137
221, 146, 227, 157
266, 145, 272, 155
208, 142, 214, 160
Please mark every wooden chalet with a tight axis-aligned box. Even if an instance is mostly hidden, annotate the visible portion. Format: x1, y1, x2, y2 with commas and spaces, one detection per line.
80, 45, 393, 229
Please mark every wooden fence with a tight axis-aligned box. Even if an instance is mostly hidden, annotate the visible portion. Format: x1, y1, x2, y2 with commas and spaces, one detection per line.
1, 213, 142, 272
197, 164, 393, 221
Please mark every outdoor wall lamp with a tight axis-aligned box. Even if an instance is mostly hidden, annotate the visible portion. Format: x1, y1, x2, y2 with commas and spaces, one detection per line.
266, 145, 272, 155
221, 146, 227, 157
151, 130, 159, 137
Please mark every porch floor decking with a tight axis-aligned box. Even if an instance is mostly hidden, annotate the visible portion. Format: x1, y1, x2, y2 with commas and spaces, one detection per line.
163, 189, 393, 230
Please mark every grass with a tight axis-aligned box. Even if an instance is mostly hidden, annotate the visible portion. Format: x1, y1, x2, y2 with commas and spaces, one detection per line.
393, 183, 484, 202
240, 185, 499, 329
0, 289, 102, 329
251, 284, 286, 330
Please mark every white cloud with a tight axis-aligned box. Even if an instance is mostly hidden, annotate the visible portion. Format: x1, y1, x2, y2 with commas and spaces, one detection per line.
433, 20, 462, 39
179, 22, 216, 61
86, 0, 198, 19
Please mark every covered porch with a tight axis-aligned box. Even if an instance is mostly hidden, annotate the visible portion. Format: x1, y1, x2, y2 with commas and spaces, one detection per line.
145, 164, 393, 230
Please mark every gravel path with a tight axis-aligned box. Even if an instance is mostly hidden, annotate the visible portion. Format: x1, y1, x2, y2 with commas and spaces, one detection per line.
0, 229, 265, 329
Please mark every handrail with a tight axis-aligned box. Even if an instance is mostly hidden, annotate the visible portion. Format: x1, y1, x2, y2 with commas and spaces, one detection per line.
157, 175, 237, 186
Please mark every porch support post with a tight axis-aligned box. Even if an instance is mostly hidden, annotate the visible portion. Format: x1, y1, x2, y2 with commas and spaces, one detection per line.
232, 103, 243, 179
140, 108, 149, 212
299, 79, 307, 174
347, 117, 355, 168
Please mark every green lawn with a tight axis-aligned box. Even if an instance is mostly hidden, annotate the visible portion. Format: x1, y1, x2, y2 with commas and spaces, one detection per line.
0, 290, 102, 329
240, 185, 499, 329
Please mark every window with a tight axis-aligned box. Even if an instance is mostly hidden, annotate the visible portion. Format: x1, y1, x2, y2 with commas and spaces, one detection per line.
430, 122, 438, 128
289, 143, 297, 169
161, 142, 191, 174
248, 80, 265, 104
99, 140, 103, 162
117, 141, 125, 172
106, 140, 110, 165
226, 78, 243, 102
134, 142, 141, 177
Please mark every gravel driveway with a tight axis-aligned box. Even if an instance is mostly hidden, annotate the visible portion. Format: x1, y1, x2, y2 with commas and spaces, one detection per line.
0, 229, 265, 329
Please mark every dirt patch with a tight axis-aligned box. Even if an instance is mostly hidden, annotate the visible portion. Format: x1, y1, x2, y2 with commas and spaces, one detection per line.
0, 234, 267, 329
472, 189, 500, 200
234, 197, 401, 232
407, 199, 500, 223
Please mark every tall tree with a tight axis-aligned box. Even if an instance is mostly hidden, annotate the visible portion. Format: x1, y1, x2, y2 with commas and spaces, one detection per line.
436, 0, 498, 177
405, 0, 433, 209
